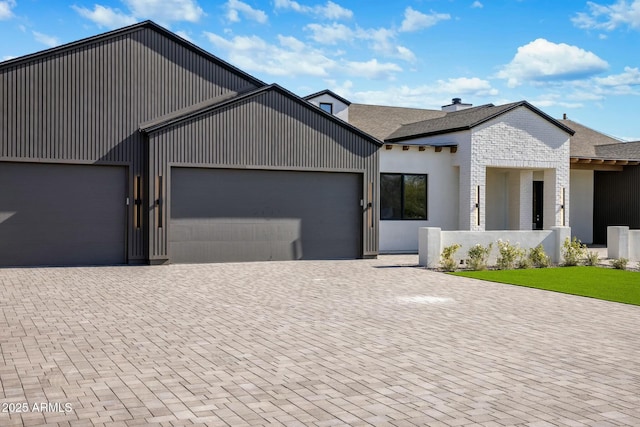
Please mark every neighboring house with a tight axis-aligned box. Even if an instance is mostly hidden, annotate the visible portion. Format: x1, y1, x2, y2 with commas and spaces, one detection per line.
307, 92, 575, 252
0, 22, 381, 267
562, 118, 640, 244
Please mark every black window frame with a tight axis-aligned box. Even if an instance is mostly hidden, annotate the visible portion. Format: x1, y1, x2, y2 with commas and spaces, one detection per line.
380, 173, 428, 220
319, 102, 333, 114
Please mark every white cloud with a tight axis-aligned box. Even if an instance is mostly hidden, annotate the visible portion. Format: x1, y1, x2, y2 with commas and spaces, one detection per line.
226, 0, 267, 23
0, 0, 16, 20
572, 0, 640, 31
350, 77, 498, 108
204, 31, 402, 80
399, 7, 450, 32
471, 1, 483, 8
344, 59, 402, 80
528, 94, 584, 109
305, 22, 353, 44
33, 31, 60, 47
205, 31, 336, 77
496, 38, 609, 87
594, 66, 640, 86
123, 0, 204, 23
74, 0, 204, 28
72, 5, 137, 29
304, 23, 416, 62
275, 0, 352, 20
316, 1, 352, 19
2, 55, 17, 61
357, 27, 417, 63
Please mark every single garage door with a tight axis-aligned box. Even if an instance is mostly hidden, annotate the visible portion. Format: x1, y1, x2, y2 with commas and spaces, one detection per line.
170, 168, 362, 263
0, 162, 126, 266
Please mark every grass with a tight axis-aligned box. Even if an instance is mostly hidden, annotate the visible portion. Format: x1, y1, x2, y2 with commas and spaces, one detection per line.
452, 267, 640, 306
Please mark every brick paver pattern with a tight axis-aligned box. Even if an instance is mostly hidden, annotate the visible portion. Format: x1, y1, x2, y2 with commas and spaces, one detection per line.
1, 256, 639, 426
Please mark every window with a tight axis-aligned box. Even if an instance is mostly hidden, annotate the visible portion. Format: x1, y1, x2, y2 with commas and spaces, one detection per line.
319, 102, 333, 114
380, 173, 427, 220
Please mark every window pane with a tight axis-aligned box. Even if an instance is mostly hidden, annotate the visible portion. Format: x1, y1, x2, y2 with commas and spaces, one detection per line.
403, 175, 427, 219
319, 103, 333, 114
380, 174, 402, 219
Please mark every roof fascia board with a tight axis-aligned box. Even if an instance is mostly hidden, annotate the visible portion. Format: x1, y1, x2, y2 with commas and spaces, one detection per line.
303, 89, 352, 106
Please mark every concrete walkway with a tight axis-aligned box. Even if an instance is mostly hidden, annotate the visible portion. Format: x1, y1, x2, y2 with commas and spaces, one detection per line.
1, 256, 639, 426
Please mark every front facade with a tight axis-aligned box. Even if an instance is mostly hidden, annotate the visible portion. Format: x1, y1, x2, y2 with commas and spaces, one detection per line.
308, 93, 574, 252
0, 22, 380, 267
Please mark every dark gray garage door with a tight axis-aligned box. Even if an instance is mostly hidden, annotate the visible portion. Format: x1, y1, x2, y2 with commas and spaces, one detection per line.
170, 168, 362, 263
0, 162, 126, 266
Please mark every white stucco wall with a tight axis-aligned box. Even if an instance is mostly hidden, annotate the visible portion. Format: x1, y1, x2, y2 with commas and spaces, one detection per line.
306, 93, 349, 121
570, 169, 594, 243
379, 145, 459, 253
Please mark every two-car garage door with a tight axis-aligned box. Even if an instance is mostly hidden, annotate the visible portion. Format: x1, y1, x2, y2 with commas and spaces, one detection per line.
0, 162, 126, 267
170, 168, 363, 263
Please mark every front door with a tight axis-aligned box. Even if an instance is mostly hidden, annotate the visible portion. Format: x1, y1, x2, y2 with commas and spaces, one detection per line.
533, 181, 544, 230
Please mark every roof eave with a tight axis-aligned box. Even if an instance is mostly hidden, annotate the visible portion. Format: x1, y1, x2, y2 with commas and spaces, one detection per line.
385, 126, 470, 143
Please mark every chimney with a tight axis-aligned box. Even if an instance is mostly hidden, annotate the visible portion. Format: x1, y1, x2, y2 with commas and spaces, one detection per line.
563, 113, 567, 120
442, 97, 473, 112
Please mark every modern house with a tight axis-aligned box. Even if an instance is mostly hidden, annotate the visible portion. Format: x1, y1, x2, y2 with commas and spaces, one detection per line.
306, 91, 640, 252
0, 22, 381, 267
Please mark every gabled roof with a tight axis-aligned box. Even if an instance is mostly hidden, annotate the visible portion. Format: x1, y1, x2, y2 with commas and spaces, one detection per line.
303, 89, 351, 106
558, 119, 640, 163
348, 104, 446, 141
140, 84, 383, 146
0, 20, 265, 88
386, 101, 575, 142
560, 119, 623, 158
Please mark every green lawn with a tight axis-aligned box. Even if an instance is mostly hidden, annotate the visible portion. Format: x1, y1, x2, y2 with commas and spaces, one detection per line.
452, 267, 640, 306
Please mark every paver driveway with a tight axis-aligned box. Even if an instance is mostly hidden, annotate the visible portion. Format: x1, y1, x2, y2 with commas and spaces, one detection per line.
1, 256, 639, 427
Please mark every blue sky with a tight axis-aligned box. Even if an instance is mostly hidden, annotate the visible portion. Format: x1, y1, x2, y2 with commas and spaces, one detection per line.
2, 0, 640, 140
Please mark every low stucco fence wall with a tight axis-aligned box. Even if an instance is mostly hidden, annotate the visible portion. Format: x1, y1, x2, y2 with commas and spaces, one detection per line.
418, 227, 571, 268
608, 226, 640, 261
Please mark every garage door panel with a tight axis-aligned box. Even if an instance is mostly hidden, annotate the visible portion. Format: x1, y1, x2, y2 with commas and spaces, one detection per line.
170, 168, 361, 263
0, 162, 126, 266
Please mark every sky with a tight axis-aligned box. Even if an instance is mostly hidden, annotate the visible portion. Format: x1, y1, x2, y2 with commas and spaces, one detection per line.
1, 0, 640, 141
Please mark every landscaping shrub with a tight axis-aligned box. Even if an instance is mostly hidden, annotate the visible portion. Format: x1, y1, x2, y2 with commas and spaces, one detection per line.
516, 256, 533, 269
440, 243, 461, 272
496, 240, 523, 270
611, 258, 629, 270
585, 250, 600, 266
528, 244, 550, 268
467, 243, 492, 271
562, 237, 587, 266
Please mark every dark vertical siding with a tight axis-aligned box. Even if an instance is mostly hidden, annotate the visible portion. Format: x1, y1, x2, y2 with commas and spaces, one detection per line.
147, 90, 379, 261
0, 26, 260, 262
593, 166, 640, 244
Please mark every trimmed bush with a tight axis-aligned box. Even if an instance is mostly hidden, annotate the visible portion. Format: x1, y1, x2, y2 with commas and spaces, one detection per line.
611, 258, 629, 270
585, 250, 600, 266
562, 237, 587, 266
496, 240, 523, 270
440, 243, 461, 272
467, 243, 492, 271
528, 244, 550, 268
